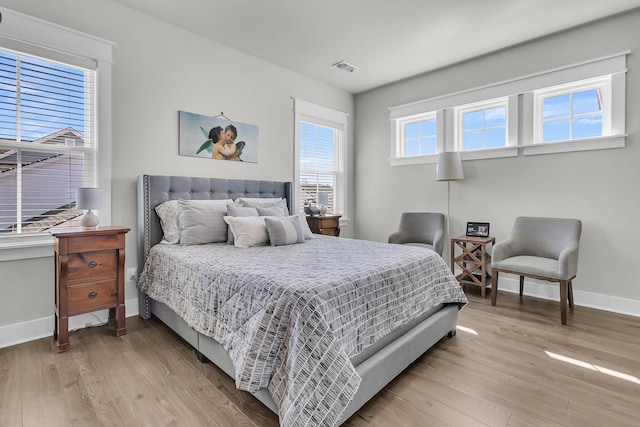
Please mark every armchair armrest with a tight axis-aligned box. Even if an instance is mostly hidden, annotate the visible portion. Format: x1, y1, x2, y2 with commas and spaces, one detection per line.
388, 231, 405, 244
558, 241, 580, 279
432, 229, 444, 257
492, 238, 517, 263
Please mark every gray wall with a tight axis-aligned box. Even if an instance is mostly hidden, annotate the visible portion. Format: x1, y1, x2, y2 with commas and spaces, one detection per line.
0, 0, 354, 334
354, 11, 640, 311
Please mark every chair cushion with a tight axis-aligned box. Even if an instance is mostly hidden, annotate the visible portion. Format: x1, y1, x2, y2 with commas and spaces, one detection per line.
492, 255, 564, 280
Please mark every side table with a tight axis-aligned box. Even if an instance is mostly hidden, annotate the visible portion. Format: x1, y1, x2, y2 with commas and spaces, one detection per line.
50, 226, 130, 352
450, 235, 495, 298
306, 214, 341, 236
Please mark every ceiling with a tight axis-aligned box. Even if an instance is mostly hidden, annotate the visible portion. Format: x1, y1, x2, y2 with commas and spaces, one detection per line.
112, 0, 640, 94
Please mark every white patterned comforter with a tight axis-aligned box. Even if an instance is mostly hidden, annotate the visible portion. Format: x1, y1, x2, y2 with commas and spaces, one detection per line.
137, 236, 467, 426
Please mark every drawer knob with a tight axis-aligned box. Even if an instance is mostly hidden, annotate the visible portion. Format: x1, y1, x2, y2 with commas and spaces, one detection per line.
88, 291, 98, 299
88, 261, 98, 268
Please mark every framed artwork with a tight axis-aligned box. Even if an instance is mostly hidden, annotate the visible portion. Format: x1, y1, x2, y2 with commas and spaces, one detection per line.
179, 111, 259, 163
466, 222, 490, 238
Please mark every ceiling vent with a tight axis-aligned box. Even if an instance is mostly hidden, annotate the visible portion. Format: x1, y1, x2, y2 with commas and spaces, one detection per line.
332, 60, 359, 73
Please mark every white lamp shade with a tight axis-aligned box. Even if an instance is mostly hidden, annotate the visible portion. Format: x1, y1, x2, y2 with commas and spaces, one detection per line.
435, 152, 465, 181
317, 191, 329, 206
76, 187, 103, 210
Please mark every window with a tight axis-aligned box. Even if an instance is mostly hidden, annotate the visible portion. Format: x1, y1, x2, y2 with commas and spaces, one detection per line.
0, 50, 95, 235
534, 77, 610, 143
456, 99, 508, 151
389, 52, 627, 163
294, 99, 348, 220
401, 114, 437, 156
0, 8, 113, 261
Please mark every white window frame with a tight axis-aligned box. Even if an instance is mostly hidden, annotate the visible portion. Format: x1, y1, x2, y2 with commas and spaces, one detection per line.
454, 96, 518, 159
0, 7, 113, 261
294, 99, 349, 224
398, 112, 438, 157
389, 52, 627, 165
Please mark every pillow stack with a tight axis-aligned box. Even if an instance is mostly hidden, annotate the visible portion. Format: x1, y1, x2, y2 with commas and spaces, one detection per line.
155, 196, 314, 247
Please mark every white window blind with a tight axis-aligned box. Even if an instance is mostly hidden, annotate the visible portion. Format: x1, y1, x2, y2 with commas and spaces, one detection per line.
0, 48, 96, 235
294, 99, 348, 218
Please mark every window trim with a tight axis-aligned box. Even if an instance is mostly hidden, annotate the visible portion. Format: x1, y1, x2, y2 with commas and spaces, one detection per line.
294, 99, 349, 223
0, 7, 113, 259
389, 51, 628, 165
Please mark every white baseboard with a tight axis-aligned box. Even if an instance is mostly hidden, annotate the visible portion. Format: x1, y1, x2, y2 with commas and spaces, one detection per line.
0, 298, 139, 349
475, 273, 640, 318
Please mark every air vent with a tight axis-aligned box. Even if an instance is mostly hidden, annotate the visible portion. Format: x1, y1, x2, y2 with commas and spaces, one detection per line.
332, 60, 359, 73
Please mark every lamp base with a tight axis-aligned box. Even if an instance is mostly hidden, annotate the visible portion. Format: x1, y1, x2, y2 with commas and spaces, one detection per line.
81, 210, 100, 230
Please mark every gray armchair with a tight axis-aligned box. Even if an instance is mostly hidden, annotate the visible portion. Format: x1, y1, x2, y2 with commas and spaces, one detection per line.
388, 212, 445, 256
491, 216, 582, 325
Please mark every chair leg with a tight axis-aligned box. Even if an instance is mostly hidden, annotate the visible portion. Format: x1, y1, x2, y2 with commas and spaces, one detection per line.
491, 268, 498, 306
568, 280, 574, 309
519, 276, 525, 296
559, 280, 568, 325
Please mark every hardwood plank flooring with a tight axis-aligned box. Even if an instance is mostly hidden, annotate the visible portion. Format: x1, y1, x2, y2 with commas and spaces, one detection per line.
1, 287, 639, 426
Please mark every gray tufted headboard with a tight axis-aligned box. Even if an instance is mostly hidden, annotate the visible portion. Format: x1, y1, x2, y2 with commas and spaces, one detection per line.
137, 174, 292, 264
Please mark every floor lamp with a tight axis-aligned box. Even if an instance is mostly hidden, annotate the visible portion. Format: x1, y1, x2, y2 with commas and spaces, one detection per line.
435, 152, 465, 241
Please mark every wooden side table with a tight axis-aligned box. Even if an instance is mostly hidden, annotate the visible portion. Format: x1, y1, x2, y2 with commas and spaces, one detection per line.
306, 214, 341, 236
450, 235, 495, 298
50, 226, 130, 352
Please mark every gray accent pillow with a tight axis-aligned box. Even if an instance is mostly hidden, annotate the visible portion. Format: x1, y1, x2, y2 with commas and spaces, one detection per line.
257, 206, 286, 217
265, 216, 305, 246
240, 198, 289, 216
178, 200, 230, 245
226, 203, 259, 245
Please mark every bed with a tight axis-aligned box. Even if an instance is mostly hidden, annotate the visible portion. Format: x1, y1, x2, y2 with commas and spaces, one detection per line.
136, 174, 467, 426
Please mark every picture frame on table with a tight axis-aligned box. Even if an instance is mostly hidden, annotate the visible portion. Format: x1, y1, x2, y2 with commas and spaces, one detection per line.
466, 222, 490, 238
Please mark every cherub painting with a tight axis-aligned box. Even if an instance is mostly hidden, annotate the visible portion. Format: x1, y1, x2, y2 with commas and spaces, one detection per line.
179, 111, 258, 162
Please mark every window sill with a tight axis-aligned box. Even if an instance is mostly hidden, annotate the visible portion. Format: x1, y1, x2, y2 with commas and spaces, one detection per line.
0, 235, 55, 261
389, 153, 437, 166
522, 135, 625, 156
460, 146, 518, 161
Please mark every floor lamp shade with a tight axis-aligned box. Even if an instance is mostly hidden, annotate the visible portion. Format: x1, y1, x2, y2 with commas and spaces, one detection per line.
435, 152, 465, 181
76, 187, 103, 229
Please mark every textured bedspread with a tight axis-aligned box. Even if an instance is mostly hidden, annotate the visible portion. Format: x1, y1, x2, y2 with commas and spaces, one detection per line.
137, 236, 467, 426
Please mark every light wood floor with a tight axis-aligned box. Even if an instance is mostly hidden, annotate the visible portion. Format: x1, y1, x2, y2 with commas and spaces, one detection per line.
1, 288, 639, 427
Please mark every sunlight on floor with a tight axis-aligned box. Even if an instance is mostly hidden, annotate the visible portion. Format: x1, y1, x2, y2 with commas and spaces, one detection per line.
456, 325, 478, 335
545, 351, 640, 385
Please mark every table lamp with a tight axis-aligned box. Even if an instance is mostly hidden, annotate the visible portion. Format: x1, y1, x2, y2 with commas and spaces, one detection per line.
317, 191, 329, 215
76, 187, 103, 229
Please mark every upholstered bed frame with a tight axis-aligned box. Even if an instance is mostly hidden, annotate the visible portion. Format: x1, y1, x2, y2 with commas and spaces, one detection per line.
137, 174, 459, 423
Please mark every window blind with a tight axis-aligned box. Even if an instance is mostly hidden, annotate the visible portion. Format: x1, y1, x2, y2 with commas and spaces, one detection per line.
0, 48, 96, 235
298, 119, 343, 214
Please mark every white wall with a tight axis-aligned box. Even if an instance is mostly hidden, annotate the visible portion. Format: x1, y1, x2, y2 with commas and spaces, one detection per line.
0, 0, 354, 346
354, 11, 640, 315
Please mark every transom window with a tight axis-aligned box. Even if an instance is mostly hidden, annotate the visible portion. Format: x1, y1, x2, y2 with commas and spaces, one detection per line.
401, 114, 437, 156
456, 98, 508, 151
534, 77, 610, 143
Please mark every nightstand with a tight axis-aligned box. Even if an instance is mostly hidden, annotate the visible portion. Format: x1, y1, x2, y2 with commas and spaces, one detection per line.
450, 235, 495, 299
50, 226, 130, 352
306, 214, 341, 236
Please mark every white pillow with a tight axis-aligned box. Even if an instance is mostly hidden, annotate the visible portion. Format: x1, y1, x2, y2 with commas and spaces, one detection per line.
223, 216, 269, 248
226, 203, 259, 245
156, 199, 232, 244
178, 199, 232, 245
295, 212, 315, 240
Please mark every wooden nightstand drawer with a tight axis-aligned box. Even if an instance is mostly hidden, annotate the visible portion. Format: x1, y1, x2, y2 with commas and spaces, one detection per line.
68, 280, 118, 315
67, 250, 117, 282
68, 233, 122, 253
